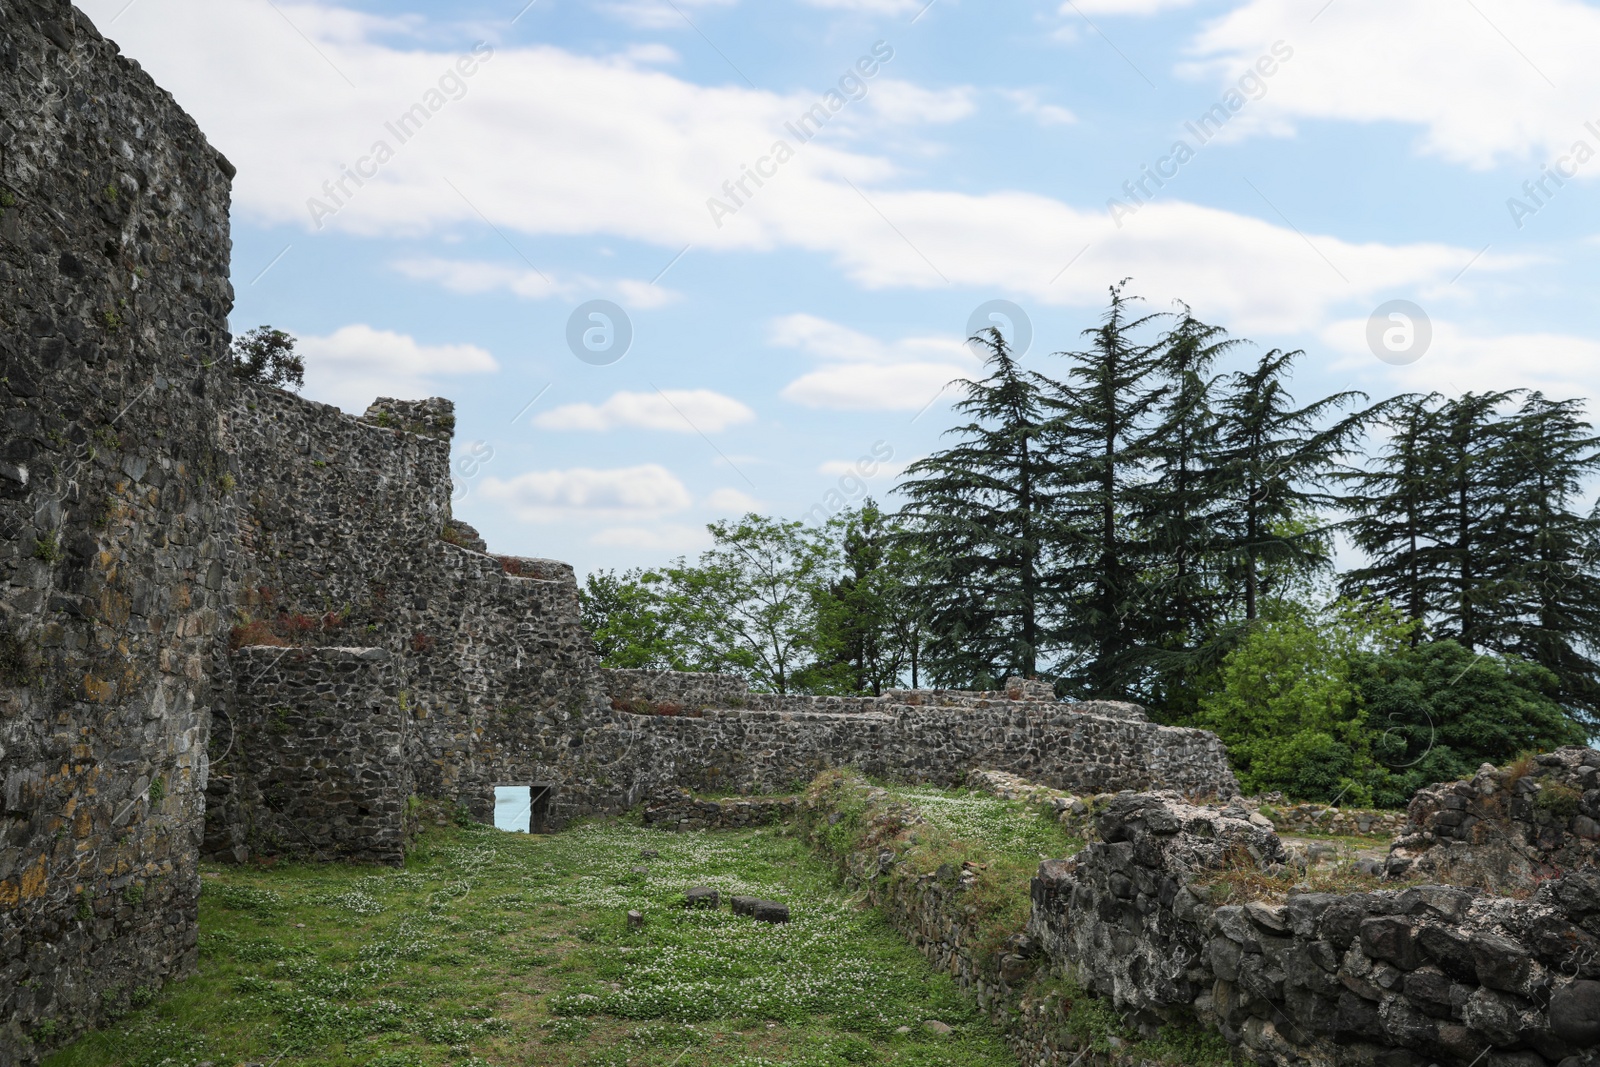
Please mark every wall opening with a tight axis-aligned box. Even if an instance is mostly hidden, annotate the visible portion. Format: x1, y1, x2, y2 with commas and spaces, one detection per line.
493, 784, 555, 833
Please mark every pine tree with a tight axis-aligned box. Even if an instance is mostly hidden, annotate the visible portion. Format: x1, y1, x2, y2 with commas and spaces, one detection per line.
1486, 392, 1600, 727
1130, 306, 1239, 700
896, 330, 1062, 685
1048, 282, 1166, 697
1339, 394, 1447, 640
1212, 349, 1370, 622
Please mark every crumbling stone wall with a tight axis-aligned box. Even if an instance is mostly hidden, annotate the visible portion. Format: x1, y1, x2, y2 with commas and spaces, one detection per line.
623, 701, 1239, 799
1029, 786, 1600, 1067
0, 2, 236, 1058
1389, 748, 1600, 888
205, 647, 411, 866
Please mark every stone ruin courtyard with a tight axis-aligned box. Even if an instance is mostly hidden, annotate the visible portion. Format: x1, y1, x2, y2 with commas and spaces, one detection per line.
3, 4, 1600, 1067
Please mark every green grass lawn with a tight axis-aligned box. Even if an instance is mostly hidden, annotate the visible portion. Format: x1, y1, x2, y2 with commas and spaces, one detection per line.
47, 817, 1018, 1067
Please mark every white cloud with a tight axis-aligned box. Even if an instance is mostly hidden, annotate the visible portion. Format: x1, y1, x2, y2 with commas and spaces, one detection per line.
85, 0, 1508, 331
866, 81, 977, 126
770, 313, 975, 411
705, 487, 763, 511
296, 324, 498, 412
390, 258, 680, 309
1321, 316, 1600, 401
534, 389, 756, 433
1183, 0, 1600, 170
1001, 89, 1076, 127
784, 361, 972, 411
768, 313, 966, 363
599, 0, 738, 30
479, 464, 692, 522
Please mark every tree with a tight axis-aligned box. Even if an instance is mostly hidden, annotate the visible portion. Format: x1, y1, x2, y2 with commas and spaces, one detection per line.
1128, 306, 1238, 704
896, 329, 1064, 687
662, 515, 834, 693
1353, 639, 1589, 806
578, 568, 682, 670
230, 326, 305, 390
807, 502, 918, 695
1047, 281, 1166, 698
1195, 597, 1415, 803
1487, 392, 1600, 727
1212, 349, 1370, 622
1339, 393, 1445, 641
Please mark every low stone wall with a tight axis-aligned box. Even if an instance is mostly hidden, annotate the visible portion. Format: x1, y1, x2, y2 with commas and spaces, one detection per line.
641, 789, 798, 831
205, 647, 412, 865
1389, 748, 1600, 888
1258, 802, 1407, 839
1030, 789, 1600, 1067
628, 703, 1240, 799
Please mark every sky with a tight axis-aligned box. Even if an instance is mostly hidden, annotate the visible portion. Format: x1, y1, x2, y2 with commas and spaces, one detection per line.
79, 0, 1600, 578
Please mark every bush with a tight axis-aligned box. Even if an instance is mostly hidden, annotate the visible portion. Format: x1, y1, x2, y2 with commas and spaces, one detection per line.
229, 326, 304, 391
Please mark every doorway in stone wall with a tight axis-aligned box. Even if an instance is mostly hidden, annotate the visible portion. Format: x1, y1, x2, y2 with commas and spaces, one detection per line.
493, 783, 555, 833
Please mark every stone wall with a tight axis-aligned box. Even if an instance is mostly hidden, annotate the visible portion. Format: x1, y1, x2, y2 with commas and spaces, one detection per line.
207, 383, 612, 848
623, 702, 1240, 799
1389, 748, 1600, 889
205, 647, 411, 866
602, 668, 750, 710
641, 788, 798, 831
1030, 789, 1600, 1067
0, 2, 236, 1058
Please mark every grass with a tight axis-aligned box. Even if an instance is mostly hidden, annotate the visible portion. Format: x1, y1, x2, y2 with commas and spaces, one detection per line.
46, 818, 1016, 1067
801, 772, 1084, 966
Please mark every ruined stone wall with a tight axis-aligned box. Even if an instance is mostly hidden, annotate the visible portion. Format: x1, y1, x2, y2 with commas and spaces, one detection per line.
1388, 748, 1600, 888
1030, 789, 1600, 1067
0, 2, 236, 1058
622, 702, 1239, 798
208, 386, 612, 850
205, 647, 411, 866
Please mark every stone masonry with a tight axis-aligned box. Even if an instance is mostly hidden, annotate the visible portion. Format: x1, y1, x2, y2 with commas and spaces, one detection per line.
0, 2, 236, 1059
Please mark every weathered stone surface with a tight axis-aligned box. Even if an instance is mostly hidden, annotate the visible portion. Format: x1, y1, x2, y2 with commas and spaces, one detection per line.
1389, 749, 1600, 890
685, 887, 718, 909
1027, 787, 1600, 1067
1, 2, 235, 1057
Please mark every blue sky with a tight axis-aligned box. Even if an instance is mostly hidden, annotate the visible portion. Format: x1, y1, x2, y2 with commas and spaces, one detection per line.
83, 0, 1600, 577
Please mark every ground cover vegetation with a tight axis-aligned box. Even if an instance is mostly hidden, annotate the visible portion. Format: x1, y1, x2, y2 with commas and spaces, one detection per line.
46, 814, 1015, 1067
796, 771, 1230, 1067
581, 284, 1599, 805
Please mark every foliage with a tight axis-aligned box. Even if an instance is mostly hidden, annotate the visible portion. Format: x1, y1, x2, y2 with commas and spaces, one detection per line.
806, 502, 927, 694
1194, 597, 1415, 803
579, 568, 685, 671
229, 326, 305, 391
1351, 639, 1588, 805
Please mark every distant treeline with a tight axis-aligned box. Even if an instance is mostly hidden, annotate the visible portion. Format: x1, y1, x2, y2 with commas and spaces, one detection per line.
581, 284, 1598, 805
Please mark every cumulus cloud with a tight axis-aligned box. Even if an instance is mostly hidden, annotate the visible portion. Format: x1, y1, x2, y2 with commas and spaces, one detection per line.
81, 0, 1502, 332
1320, 316, 1600, 402
390, 257, 680, 309
479, 464, 692, 522
771, 313, 977, 411
1001, 89, 1076, 127
533, 389, 756, 433
1183, 0, 1600, 170
296, 324, 498, 412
